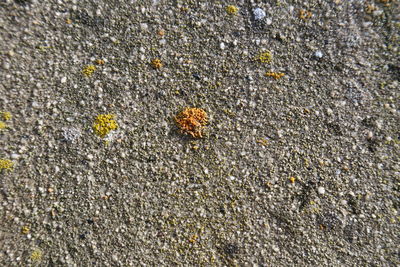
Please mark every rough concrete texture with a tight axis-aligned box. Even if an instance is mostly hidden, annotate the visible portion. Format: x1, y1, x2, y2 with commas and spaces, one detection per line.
0, 0, 399, 266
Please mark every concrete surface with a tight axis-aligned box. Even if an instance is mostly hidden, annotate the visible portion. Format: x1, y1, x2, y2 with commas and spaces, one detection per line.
0, 0, 399, 266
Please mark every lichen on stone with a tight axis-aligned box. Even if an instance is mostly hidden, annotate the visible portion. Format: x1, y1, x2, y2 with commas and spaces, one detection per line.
0, 159, 13, 171
175, 108, 208, 138
93, 114, 118, 138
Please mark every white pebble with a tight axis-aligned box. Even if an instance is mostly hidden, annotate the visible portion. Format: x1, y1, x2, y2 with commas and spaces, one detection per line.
32, 102, 40, 108
315, 50, 323, 58
373, 10, 383, 17
3, 62, 10, 69
220, 42, 225, 50
140, 23, 148, 31
61, 77, 67, 83
272, 245, 280, 252
253, 8, 266, 20
318, 186, 326, 195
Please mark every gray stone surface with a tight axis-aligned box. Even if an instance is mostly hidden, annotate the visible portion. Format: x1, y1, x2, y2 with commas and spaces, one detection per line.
0, 0, 399, 266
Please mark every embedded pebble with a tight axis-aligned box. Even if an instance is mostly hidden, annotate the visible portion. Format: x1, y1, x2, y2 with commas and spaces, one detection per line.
318, 187, 326, 195
253, 8, 266, 21
315, 50, 323, 58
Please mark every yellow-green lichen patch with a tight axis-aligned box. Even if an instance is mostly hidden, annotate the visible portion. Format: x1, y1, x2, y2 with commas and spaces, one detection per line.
21, 226, 30, 234
257, 51, 273, 63
30, 249, 43, 262
299, 9, 312, 20
0, 121, 6, 130
82, 64, 97, 77
1, 111, 11, 121
0, 159, 13, 171
93, 114, 118, 138
226, 5, 239, 15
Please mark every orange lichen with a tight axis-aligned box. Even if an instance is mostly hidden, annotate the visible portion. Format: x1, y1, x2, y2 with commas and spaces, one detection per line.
151, 59, 163, 69
175, 108, 208, 138
157, 29, 165, 36
265, 72, 285, 80
257, 138, 269, 146
365, 4, 377, 13
299, 9, 312, 20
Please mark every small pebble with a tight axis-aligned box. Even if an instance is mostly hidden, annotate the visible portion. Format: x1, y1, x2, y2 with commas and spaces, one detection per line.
318, 186, 326, 195
3, 62, 10, 69
373, 10, 383, 17
140, 23, 148, 31
253, 8, 266, 21
315, 50, 323, 58
220, 42, 225, 50
32, 101, 40, 108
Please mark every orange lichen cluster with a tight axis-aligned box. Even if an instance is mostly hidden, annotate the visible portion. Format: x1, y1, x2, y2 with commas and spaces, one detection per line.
365, 4, 377, 13
151, 59, 163, 69
265, 72, 285, 80
175, 108, 208, 138
299, 9, 312, 20
95, 59, 105, 65
157, 29, 165, 36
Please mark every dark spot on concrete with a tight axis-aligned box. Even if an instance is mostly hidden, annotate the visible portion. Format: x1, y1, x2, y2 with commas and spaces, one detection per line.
361, 117, 376, 128
367, 138, 379, 153
192, 73, 201, 80
224, 243, 239, 256
316, 212, 341, 231
14, 0, 31, 6
388, 64, 400, 80
326, 121, 343, 136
